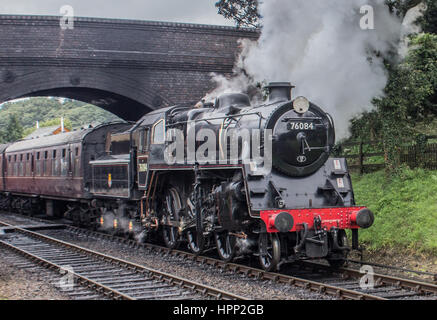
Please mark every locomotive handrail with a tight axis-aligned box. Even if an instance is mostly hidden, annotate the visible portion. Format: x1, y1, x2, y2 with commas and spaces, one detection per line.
282, 116, 323, 121
166, 112, 263, 127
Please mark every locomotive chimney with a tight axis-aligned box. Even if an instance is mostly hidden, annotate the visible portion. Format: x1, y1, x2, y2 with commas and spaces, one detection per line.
266, 82, 295, 102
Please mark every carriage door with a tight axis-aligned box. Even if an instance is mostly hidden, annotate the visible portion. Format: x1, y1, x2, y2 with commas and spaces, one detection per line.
137, 128, 150, 189
31, 154, 35, 179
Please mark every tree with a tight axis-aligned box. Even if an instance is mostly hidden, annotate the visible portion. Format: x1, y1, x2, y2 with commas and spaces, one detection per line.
0, 97, 121, 139
419, 0, 437, 33
39, 118, 72, 130
3, 115, 24, 143
215, 0, 261, 28
349, 111, 382, 141
370, 33, 436, 170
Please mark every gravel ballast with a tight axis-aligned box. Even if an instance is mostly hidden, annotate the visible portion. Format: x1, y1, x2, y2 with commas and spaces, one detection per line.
0, 250, 71, 300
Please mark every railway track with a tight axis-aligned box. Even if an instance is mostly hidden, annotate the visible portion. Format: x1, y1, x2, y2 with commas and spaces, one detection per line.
289, 261, 437, 300
0, 220, 245, 300
346, 259, 437, 282
1, 212, 436, 300
66, 227, 437, 300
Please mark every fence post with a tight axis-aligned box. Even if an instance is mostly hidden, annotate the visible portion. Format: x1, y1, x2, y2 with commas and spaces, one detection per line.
359, 141, 364, 174
414, 144, 417, 168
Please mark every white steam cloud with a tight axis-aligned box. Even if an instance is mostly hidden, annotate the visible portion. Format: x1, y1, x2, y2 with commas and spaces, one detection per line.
208, 0, 404, 140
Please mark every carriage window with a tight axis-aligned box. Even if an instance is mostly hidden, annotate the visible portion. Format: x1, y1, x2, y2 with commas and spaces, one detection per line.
43, 151, 49, 176
152, 120, 165, 144
74, 156, 80, 176
26, 153, 30, 161
19, 155, 24, 176
52, 150, 58, 176
61, 149, 68, 176
75, 147, 79, 157
13, 156, 18, 176
36, 152, 41, 176
7, 157, 12, 176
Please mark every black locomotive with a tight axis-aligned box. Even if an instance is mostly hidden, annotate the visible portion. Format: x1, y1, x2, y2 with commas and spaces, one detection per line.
0, 82, 374, 271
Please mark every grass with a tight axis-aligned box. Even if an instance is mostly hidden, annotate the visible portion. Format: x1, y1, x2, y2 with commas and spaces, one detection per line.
351, 167, 437, 255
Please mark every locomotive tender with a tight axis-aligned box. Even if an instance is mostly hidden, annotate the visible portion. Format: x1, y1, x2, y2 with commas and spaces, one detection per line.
0, 82, 374, 270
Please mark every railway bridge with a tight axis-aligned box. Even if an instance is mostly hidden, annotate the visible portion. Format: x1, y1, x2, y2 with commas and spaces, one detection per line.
0, 15, 258, 120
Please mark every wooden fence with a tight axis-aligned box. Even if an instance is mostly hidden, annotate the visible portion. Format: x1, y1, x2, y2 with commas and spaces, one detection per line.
337, 135, 437, 173
400, 143, 437, 170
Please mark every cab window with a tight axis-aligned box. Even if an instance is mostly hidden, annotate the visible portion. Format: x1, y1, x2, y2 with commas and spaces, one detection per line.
152, 120, 165, 144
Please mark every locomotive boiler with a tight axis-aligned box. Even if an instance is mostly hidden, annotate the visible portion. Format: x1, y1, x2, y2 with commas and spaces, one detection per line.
0, 82, 374, 271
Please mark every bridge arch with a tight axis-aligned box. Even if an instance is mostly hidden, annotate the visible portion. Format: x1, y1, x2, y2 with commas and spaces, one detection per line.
1, 68, 170, 120
0, 15, 259, 121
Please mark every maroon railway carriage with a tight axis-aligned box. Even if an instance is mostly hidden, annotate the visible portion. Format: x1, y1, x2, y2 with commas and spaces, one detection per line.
0, 123, 131, 219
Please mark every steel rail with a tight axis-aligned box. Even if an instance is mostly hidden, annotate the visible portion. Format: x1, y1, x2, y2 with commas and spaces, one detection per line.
299, 261, 437, 297
4, 212, 436, 300
0, 238, 134, 300
347, 259, 437, 280
0, 220, 245, 300
65, 227, 385, 300
63, 223, 437, 299
76, 225, 437, 299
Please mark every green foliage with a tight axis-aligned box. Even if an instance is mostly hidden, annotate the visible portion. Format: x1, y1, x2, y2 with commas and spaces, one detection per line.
349, 111, 382, 141
352, 168, 437, 254
215, 0, 261, 28
379, 33, 436, 168
41, 118, 72, 130
418, 0, 437, 33
0, 115, 24, 143
0, 97, 121, 143
381, 33, 436, 119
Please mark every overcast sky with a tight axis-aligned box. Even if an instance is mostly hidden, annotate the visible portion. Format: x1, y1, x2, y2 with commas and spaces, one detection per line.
0, 0, 234, 26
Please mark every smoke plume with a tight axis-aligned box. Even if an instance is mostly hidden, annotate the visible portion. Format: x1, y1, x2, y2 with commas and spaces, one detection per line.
209, 0, 404, 139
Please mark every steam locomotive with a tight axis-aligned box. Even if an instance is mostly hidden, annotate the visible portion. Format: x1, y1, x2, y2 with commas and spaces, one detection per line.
0, 82, 374, 271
